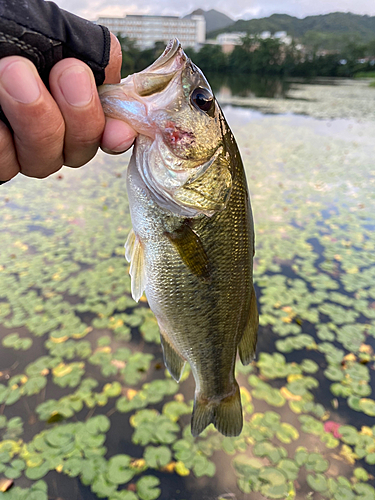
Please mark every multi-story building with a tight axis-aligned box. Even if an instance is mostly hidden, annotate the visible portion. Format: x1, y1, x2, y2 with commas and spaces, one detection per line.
96, 14, 206, 50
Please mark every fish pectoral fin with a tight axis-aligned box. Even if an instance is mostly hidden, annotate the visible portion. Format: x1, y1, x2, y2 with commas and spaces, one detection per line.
160, 331, 185, 382
191, 382, 243, 437
238, 285, 259, 365
125, 228, 136, 262
125, 229, 146, 302
165, 222, 210, 280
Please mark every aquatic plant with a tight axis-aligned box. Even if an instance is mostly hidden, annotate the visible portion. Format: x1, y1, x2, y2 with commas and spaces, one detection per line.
0, 80, 374, 499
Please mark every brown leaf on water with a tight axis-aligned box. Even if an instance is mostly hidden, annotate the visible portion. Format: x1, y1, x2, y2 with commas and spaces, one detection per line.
161, 461, 176, 473
126, 389, 137, 400
343, 353, 356, 363
0, 479, 13, 492
359, 344, 373, 354
339, 444, 358, 465
280, 387, 302, 401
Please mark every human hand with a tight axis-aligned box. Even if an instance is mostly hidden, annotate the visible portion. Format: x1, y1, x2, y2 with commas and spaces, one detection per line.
0, 33, 137, 182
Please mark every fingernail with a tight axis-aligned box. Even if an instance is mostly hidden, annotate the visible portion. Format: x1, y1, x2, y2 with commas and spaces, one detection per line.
59, 66, 93, 107
0, 60, 41, 103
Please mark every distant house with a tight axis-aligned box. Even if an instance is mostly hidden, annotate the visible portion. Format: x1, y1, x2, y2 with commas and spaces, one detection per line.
273, 31, 292, 45
215, 32, 246, 53
96, 14, 206, 50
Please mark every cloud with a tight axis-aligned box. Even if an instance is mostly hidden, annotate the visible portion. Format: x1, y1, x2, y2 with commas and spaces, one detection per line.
54, 0, 375, 22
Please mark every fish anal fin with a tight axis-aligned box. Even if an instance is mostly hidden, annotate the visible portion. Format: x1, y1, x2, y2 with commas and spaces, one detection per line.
239, 285, 259, 365
126, 230, 146, 302
165, 222, 210, 280
160, 331, 185, 382
191, 382, 243, 437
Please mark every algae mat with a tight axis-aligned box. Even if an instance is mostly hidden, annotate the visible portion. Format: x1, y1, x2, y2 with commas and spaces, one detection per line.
0, 81, 375, 500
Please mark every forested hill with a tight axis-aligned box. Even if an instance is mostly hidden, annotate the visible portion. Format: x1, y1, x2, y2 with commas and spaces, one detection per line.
207, 12, 375, 43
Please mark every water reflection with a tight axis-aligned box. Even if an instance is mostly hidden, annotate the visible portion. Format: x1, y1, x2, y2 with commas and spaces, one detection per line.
207, 73, 292, 99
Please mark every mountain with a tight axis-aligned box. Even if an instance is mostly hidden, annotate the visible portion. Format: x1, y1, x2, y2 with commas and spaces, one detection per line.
184, 9, 234, 34
207, 12, 375, 43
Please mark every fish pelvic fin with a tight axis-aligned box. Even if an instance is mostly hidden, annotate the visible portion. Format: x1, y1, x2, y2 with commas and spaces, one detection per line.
239, 285, 259, 365
160, 330, 185, 382
191, 382, 243, 437
125, 229, 146, 302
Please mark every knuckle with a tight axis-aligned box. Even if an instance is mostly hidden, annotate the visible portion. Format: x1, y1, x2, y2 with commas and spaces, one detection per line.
16, 117, 65, 160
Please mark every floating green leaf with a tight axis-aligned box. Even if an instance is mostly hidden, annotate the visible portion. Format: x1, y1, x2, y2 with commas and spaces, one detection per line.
137, 476, 161, 500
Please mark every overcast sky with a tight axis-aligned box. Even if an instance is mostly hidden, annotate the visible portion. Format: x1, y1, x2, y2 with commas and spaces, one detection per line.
53, 0, 375, 22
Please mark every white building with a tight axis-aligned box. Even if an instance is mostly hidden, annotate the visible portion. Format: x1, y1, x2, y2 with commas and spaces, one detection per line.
96, 15, 205, 50
274, 31, 292, 45
260, 31, 271, 39
215, 32, 246, 53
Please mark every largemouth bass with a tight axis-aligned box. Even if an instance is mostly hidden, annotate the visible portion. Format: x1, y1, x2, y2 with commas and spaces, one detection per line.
99, 39, 258, 437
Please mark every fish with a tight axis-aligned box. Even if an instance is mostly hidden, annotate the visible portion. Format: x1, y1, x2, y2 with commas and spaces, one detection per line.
99, 38, 258, 437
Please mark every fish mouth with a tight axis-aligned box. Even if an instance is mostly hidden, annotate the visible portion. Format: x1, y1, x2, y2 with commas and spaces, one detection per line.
146, 39, 185, 72
131, 39, 188, 98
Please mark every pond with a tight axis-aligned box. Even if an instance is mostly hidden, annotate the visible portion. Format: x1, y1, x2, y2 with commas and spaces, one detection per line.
0, 78, 375, 500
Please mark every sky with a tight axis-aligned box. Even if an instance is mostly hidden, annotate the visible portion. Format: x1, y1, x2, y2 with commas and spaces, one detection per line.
54, 0, 375, 22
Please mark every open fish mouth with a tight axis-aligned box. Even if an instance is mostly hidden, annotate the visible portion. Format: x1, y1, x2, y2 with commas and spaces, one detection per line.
145, 39, 185, 72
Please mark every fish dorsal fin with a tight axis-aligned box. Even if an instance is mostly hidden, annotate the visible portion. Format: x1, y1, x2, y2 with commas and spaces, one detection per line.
159, 329, 185, 382
165, 222, 210, 280
125, 229, 146, 302
238, 285, 259, 365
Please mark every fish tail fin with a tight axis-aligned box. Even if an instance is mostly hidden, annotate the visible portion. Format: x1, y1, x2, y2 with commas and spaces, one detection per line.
191, 382, 243, 437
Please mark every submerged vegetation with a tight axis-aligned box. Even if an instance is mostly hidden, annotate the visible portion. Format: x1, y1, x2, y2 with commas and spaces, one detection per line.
0, 81, 375, 499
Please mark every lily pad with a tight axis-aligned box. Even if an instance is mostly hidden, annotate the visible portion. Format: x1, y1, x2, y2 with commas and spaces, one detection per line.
307, 473, 328, 493
258, 468, 288, 499
106, 455, 134, 484
137, 475, 161, 500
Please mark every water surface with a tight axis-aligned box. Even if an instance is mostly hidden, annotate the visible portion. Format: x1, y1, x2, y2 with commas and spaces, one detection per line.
0, 79, 375, 500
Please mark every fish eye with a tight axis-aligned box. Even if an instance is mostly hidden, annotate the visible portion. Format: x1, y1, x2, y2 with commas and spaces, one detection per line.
191, 88, 214, 115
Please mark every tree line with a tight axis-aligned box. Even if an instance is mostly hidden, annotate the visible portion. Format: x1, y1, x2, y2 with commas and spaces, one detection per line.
117, 34, 375, 78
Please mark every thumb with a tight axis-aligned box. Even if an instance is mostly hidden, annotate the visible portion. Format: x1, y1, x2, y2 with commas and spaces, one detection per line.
104, 33, 122, 84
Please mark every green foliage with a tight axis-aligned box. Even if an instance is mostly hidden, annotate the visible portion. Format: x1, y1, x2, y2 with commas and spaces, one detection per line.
137, 476, 161, 500
209, 12, 375, 44
2, 332, 32, 350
